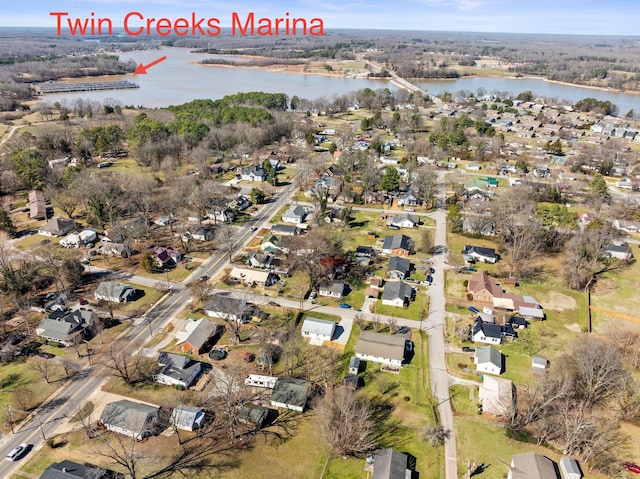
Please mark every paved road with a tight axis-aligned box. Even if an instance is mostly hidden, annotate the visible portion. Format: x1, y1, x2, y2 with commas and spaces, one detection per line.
0, 179, 300, 477
424, 172, 458, 479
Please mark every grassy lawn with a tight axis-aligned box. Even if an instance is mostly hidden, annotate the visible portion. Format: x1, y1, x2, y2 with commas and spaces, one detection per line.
0, 359, 65, 432
590, 257, 640, 324
118, 284, 165, 316
371, 293, 429, 321
14, 232, 60, 251
134, 264, 196, 283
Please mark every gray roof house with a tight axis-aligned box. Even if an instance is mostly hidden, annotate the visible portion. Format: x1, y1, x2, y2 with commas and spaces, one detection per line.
170, 404, 205, 431
94, 281, 135, 303
261, 235, 288, 253
39, 460, 123, 479
474, 346, 504, 376
381, 281, 414, 308
36, 308, 94, 346
175, 317, 218, 355
508, 452, 559, 479
318, 280, 347, 298
387, 256, 411, 279
282, 205, 308, 224
240, 165, 268, 182
387, 213, 419, 229
270, 378, 311, 412
463, 245, 499, 264
381, 234, 412, 256
372, 448, 414, 479
100, 399, 160, 440
204, 293, 254, 323
301, 317, 336, 343
355, 331, 406, 370
271, 224, 299, 236
154, 352, 202, 388
37, 216, 75, 237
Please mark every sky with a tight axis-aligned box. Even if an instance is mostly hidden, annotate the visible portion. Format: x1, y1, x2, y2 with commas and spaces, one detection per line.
2, 0, 640, 36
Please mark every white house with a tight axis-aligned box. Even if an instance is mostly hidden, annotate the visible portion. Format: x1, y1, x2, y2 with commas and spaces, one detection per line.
282, 205, 307, 224
100, 400, 160, 440
474, 346, 503, 375
228, 267, 278, 286
60, 229, 97, 248
387, 213, 419, 229
154, 352, 202, 389
318, 281, 346, 298
301, 317, 335, 343
94, 281, 134, 303
355, 331, 406, 370
170, 404, 205, 431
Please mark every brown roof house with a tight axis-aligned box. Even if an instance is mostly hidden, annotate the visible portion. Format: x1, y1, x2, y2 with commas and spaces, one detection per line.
28, 190, 46, 220
467, 271, 503, 303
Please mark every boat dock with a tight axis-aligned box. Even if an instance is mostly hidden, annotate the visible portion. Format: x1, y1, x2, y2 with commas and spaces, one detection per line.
35, 80, 139, 94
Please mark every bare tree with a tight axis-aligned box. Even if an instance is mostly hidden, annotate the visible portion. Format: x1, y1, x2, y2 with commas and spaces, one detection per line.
215, 224, 238, 262
104, 340, 153, 385
317, 386, 377, 457
387, 317, 398, 334
27, 356, 57, 384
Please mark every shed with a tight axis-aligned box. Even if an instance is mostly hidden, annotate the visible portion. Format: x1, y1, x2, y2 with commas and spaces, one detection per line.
170, 404, 205, 431
519, 306, 545, 320
349, 356, 361, 375
245, 374, 277, 389
559, 457, 582, 479
532, 356, 549, 370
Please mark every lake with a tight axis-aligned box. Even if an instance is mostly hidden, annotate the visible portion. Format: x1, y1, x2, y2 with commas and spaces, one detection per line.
415, 76, 640, 116
39, 47, 392, 108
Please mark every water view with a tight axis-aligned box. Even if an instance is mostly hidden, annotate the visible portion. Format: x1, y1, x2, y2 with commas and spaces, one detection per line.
415, 76, 640, 115
40, 47, 393, 108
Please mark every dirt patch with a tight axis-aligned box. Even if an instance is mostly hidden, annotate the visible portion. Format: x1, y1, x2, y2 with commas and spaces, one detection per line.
565, 323, 582, 333
542, 291, 577, 311
593, 277, 619, 295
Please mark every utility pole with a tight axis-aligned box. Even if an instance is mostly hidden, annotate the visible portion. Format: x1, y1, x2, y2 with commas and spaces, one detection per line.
36, 413, 46, 441
6, 404, 14, 434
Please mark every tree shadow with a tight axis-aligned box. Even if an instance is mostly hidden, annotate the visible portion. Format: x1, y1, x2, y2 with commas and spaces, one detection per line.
470, 462, 490, 476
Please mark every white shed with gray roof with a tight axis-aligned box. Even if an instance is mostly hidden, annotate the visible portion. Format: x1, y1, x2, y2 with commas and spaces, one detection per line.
559, 457, 582, 479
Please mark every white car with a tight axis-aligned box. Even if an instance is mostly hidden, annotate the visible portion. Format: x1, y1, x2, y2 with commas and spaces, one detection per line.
6, 443, 28, 461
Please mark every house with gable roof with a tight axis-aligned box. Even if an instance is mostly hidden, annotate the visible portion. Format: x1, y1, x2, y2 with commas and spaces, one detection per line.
175, 317, 218, 355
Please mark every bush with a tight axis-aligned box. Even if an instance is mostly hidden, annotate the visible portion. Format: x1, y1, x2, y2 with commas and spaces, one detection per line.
466, 293, 473, 301
463, 280, 469, 288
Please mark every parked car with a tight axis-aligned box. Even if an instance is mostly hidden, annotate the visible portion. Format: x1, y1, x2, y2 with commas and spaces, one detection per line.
462, 346, 475, 353
428, 267, 435, 274
338, 303, 352, 309
624, 463, 640, 474
6, 443, 29, 461
78, 298, 89, 305
468, 306, 480, 314
309, 291, 317, 299
460, 266, 477, 273
426, 275, 433, 284
243, 352, 255, 363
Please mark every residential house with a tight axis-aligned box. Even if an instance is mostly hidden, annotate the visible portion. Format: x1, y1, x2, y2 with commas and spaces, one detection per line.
467, 271, 503, 303
355, 245, 376, 258
94, 281, 135, 303
508, 452, 559, 479
39, 460, 123, 479
261, 235, 289, 254
479, 375, 514, 417
270, 378, 311, 412
393, 194, 417, 213
282, 205, 308, 224
318, 281, 346, 298
355, 331, 406, 370
100, 399, 160, 440
230, 195, 251, 212
270, 224, 299, 236
463, 245, 499, 264
387, 256, 411, 280
247, 252, 274, 269
507, 316, 529, 330
381, 234, 413, 256
381, 281, 414, 307
228, 266, 278, 286
36, 308, 94, 346
613, 219, 640, 234
472, 318, 516, 344
301, 317, 336, 343
154, 352, 202, 388
38, 216, 75, 237
181, 226, 213, 242
371, 448, 415, 479
240, 165, 268, 182
28, 190, 46, 220
207, 208, 235, 224
204, 293, 253, 323
152, 246, 182, 269
462, 217, 495, 236
170, 404, 205, 431
603, 242, 633, 261
474, 346, 504, 375
559, 457, 582, 479
387, 213, 419, 229
175, 318, 218, 355
99, 242, 130, 258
